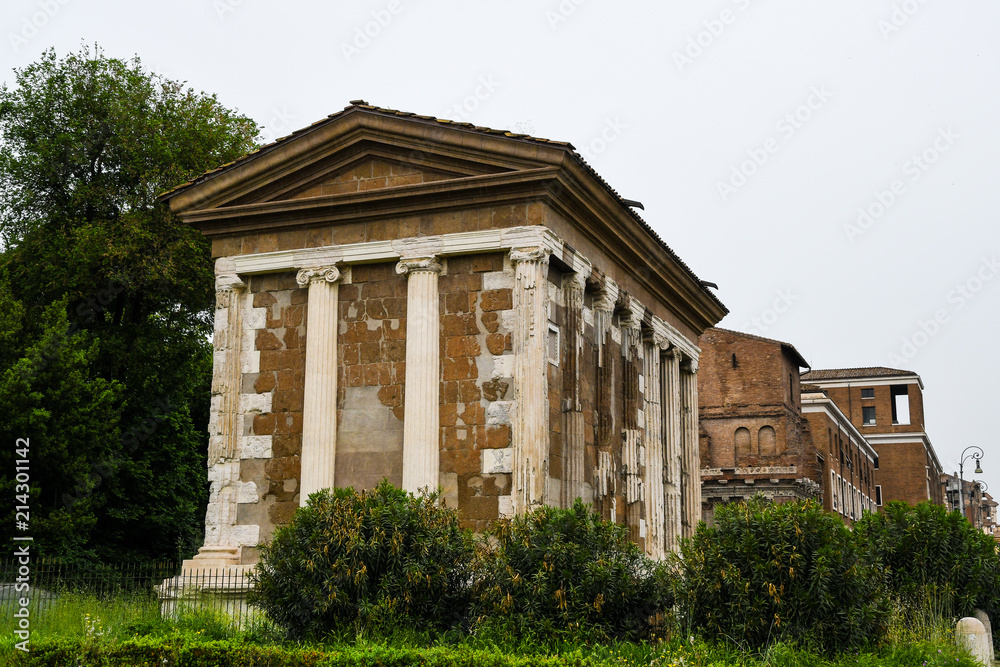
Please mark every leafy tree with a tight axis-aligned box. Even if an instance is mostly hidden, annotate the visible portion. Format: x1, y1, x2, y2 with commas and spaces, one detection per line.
0, 45, 258, 563
676, 496, 887, 653
249, 482, 476, 640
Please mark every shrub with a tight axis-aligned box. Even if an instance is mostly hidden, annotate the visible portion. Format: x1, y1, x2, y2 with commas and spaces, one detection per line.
676, 496, 887, 652
854, 500, 1000, 651
472, 500, 673, 641
248, 481, 475, 639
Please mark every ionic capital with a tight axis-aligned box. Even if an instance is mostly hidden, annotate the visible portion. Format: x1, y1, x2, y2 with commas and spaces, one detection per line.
683, 358, 699, 374
509, 246, 549, 266
296, 265, 342, 287
216, 273, 246, 292
395, 256, 443, 276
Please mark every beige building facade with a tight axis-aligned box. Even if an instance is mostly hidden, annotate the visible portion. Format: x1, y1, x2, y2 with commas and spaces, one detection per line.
160, 102, 727, 569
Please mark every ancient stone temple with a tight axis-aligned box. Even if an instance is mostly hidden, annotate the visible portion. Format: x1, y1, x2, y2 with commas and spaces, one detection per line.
161, 101, 727, 570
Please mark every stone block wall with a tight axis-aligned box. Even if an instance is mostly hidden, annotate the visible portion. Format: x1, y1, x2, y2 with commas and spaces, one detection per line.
335, 262, 407, 490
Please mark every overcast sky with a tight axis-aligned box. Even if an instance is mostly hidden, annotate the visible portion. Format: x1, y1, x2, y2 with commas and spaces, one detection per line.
4, 0, 999, 502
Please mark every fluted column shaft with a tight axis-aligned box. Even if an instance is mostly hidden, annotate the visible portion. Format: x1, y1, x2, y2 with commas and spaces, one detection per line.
643, 335, 666, 559
396, 257, 443, 495
297, 266, 342, 506
511, 246, 550, 514
561, 273, 586, 508
680, 359, 700, 538
206, 271, 245, 546
663, 348, 683, 552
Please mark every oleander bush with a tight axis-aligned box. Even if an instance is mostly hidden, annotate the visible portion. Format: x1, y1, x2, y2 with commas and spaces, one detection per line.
676, 496, 888, 653
248, 481, 475, 639
854, 500, 1000, 653
472, 500, 674, 642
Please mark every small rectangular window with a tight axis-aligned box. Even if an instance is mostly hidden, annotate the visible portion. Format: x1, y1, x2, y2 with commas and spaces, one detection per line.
862, 406, 876, 426
861, 388, 875, 399
874, 454, 879, 470
875, 485, 883, 506
547, 324, 560, 366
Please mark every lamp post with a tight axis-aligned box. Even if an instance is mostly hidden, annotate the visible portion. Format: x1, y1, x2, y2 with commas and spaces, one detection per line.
959, 446, 984, 522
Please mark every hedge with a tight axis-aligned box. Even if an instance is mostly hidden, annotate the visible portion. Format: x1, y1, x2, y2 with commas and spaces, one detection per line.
3, 636, 603, 667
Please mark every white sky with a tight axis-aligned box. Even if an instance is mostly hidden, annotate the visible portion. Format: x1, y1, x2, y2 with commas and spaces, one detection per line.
4, 0, 998, 504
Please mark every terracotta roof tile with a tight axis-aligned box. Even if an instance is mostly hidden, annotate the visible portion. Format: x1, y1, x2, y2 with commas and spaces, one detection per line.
801, 367, 918, 381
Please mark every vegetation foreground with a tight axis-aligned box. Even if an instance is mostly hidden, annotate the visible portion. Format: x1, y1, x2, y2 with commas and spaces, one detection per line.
0, 597, 981, 667
0, 487, 995, 666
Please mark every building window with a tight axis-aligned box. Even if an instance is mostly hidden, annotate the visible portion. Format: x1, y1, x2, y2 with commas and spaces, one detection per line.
758, 425, 777, 456
890, 385, 910, 425
862, 406, 876, 426
874, 454, 879, 470
861, 388, 874, 399
734, 427, 752, 460
547, 324, 560, 366
731, 353, 738, 368
875, 485, 883, 506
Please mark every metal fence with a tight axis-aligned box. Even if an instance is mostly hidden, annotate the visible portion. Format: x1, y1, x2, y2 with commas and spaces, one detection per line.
0, 559, 261, 629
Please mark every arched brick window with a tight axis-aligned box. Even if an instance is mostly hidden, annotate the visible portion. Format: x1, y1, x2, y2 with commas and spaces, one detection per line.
758, 425, 777, 456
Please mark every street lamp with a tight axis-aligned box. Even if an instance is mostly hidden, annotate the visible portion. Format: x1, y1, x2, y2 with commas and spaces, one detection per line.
959, 445, 984, 521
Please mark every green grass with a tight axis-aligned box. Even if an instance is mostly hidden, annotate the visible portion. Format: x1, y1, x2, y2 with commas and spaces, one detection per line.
0, 593, 982, 667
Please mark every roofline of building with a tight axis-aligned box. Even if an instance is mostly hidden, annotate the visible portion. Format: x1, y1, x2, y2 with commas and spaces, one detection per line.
708, 327, 809, 369
800, 374, 925, 391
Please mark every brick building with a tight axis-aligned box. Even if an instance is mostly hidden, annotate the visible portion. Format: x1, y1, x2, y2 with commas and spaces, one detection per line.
698, 328, 822, 524
160, 101, 727, 572
942, 473, 996, 533
698, 329, 877, 526
799, 368, 944, 507
801, 387, 878, 523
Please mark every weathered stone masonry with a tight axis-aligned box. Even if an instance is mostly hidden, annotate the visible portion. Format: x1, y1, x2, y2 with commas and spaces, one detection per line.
162, 103, 726, 571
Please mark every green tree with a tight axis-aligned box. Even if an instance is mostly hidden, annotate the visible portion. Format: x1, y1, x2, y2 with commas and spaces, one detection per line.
0, 45, 258, 563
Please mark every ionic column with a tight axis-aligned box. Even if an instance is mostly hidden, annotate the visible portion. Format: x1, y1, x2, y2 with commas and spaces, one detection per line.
297, 265, 342, 505
561, 272, 586, 509
205, 268, 245, 549
620, 313, 643, 545
680, 357, 700, 538
663, 348, 683, 552
592, 285, 617, 521
511, 246, 550, 514
395, 256, 443, 495
643, 333, 666, 559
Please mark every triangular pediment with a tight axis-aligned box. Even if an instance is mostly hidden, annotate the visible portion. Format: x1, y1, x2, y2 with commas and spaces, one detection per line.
273, 154, 480, 202
164, 104, 573, 213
